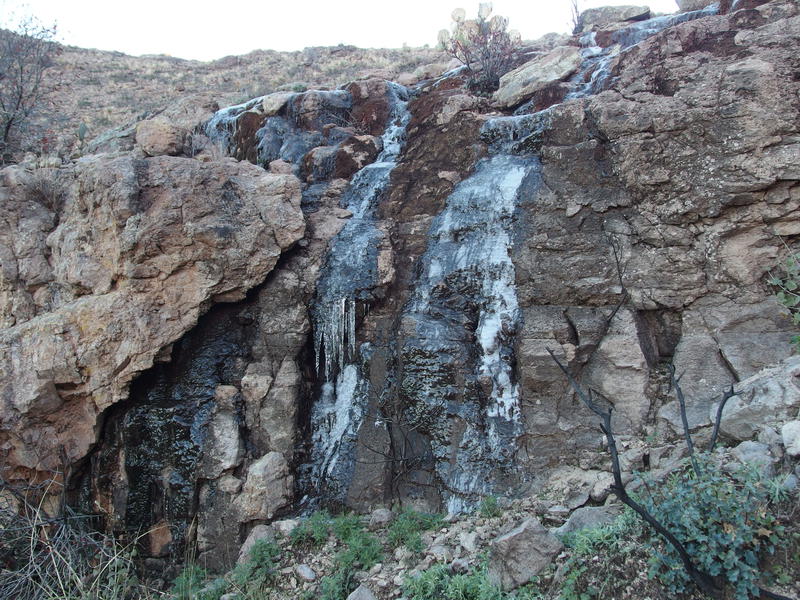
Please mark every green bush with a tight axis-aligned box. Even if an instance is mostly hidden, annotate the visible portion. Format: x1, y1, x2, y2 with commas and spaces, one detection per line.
768, 251, 800, 350
641, 456, 784, 599
387, 509, 443, 553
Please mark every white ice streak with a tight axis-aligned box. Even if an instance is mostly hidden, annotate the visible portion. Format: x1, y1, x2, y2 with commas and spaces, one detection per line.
310, 365, 368, 481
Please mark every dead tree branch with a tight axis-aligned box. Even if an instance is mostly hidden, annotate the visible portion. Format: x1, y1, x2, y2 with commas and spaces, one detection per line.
546, 348, 797, 600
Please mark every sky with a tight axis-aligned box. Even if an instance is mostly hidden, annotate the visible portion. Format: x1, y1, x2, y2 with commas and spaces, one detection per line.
2, 0, 681, 62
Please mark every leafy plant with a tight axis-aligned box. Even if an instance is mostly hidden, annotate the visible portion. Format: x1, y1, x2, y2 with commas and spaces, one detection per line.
387, 508, 443, 553
478, 495, 502, 518
768, 250, 800, 351
230, 538, 282, 594
317, 512, 382, 600
404, 562, 542, 600
291, 509, 332, 548
558, 509, 643, 600
171, 564, 208, 599
437, 4, 520, 92
641, 455, 784, 600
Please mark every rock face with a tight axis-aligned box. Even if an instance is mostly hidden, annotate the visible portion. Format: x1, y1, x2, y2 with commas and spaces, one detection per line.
2, 0, 800, 575
0, 157, 303, 479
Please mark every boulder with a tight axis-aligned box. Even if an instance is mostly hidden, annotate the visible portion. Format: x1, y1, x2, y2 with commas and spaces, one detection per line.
782, 421, 800, 457
347, 584, 378, 600
135, 118, 185, 156
578, 5, 650, 30
262, 91, 296, 116
555, 505, 622, 537
488, 518, 563, 590
368, 507, 394, 529
676, 0, 716, 11
711, 358, 800, 442
731, 440, 774, 477
493, 46, 582, 109
233, 452, 293, 522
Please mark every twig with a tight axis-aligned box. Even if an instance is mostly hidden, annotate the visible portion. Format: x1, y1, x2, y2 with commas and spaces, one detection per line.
667, 364, 700, 476
708, 386, 736, 452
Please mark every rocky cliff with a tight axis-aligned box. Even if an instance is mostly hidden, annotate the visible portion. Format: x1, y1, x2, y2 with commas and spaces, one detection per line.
1, 0, 799, 574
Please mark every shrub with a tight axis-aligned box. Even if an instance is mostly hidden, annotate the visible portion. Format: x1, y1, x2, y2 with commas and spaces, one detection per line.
0, 490, 142, 600
768, 250, 800, 351
641, 456, 784, 600
437, 3, 520, 93
171, 564, 208, 599
387, 508, 443, 552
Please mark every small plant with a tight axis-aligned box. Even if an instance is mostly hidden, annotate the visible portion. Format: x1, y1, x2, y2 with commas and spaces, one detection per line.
768, 250, 800, 351
229, 538, 282, 596
171, 564, 208, 599
478, 495, 502, 518
387, 508, 443, 553
317, 513, 382, 600
437, 3, 520, 92
404, 562, 541, 600
291, 509, 332, 548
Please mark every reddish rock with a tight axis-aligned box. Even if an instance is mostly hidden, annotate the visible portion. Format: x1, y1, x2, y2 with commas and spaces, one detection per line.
346, 79, 390, 136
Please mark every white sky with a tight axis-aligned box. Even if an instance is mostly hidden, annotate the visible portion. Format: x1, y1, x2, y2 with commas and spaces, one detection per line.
2, 0, 681, 61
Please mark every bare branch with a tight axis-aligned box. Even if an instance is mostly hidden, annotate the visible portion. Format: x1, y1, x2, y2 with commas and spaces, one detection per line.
708, 385, 736, 452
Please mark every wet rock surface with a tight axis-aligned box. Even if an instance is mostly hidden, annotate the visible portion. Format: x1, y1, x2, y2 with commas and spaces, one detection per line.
1, 0, 799, 574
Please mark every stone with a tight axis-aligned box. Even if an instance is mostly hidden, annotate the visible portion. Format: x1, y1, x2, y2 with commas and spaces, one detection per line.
368, 507, 394, 529
578, 5, 650, 30
295, 564, 317, 582
555, 505, 622, 537
233, 452, 293, 522
428, 544, 452, 562
459, 530, 479, 553
272, 519, 300, 537
487, 518, 563, 590
731, 441, 774, 477
347, 584, 378, 600
782, 474, 798, 492
492, 46, 582, 109
712, 358, 800, 441
237, 525, 277, 564
263, 91, 296, 116
676, 0, 716, 11
135, 118, 185, 156
781, 421, 800, 457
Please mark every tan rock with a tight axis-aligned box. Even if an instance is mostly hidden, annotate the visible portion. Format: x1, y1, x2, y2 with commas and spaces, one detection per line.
676, 0, 716, 11
578, 5, 650, 30
262, 91, 296, 116
0, 156, 304, 476
233, 451, 293, 522
135, 118, 185, 156
492, 46, 582, 108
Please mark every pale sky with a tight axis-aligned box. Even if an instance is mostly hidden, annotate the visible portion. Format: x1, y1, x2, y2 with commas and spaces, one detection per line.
2, 0, 681, 61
